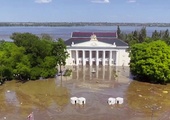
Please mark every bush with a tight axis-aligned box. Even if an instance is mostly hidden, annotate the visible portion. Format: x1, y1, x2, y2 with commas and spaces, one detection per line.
63, 69, 72, 76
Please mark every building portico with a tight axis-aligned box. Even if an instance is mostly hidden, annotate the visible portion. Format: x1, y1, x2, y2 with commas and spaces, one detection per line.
65, 32, 130, 66
70, 49, 117, 66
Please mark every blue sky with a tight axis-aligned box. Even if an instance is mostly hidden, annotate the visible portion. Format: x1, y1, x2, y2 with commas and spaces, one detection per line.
0, 0, 169, 23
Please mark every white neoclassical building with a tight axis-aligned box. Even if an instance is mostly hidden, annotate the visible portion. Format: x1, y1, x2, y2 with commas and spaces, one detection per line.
65, 32, 130, 66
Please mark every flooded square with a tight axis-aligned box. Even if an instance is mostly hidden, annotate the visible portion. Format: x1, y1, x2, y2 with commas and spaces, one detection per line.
0, 66, 170, 120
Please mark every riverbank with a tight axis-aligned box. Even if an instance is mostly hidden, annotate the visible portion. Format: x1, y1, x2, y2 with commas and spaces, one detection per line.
0, 22, 170, 27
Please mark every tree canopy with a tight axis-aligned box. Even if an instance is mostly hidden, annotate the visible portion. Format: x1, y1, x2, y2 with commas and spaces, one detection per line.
0, 33, 68, 83
129, 40, 170, 84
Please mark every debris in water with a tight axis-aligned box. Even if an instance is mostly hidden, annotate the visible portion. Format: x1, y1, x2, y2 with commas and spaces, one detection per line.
138, 94, 142, 97
162, 91, 168, 94
7, 90, 10, 93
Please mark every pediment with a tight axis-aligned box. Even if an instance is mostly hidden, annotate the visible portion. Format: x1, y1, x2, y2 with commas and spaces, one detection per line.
71, 41, 116, 47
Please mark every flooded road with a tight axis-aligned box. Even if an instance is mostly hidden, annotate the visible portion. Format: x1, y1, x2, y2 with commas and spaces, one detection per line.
0, 66, 170, 120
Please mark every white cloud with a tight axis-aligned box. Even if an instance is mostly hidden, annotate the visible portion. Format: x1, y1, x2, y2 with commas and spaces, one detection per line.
91, 0, 110, 3
35, 0, 52, 3
127, 0, 136, 3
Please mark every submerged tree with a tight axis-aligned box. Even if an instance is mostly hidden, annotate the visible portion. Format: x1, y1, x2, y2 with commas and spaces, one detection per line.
130, 40, 170, 84
0, 33, 69, 82
52, 38, 69, 84
0, 42, 29, 81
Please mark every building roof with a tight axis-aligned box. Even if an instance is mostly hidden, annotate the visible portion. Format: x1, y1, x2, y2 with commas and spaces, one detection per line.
65, 32, 128, 47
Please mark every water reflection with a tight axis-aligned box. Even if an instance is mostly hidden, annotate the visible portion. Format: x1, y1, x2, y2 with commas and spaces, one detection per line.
63, 66, 131, 88
5, 90, 20, 111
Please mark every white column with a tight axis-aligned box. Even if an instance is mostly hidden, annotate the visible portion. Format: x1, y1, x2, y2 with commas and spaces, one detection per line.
116, 51, 119, 66
83, 50, 86, 66
96, 50, 99, 66
102, 50, 105, 66
89, 50, 92, 66
76, 50, 79, 66
109, 51, 112, 66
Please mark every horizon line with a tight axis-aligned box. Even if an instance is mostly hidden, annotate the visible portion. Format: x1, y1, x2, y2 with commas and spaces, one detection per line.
0, 22, 170, 24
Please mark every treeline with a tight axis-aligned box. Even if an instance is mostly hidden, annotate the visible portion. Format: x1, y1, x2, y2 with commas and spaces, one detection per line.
117, 26, 170, 46
1, 22, 170, 27
0, 33, 68, 83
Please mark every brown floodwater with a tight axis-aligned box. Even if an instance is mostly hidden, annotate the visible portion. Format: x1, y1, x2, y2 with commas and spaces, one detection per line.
0, 66, 170, 120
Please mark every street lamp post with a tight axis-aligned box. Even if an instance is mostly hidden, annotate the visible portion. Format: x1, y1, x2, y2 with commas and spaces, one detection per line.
92, 68, 96, 81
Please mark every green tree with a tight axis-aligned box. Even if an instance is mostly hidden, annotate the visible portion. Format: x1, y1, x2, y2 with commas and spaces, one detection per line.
40, 56, 57, 78
40, 33, 53, 41
159, 30, 163, 39
130, 40, 170, 84
11, 32, 39, 53
152, 30, 160, 40
162, 29, 169, 40
127, 33, 138, 46
1, 33, 70, 82
14, 63, 31, 80
139, 27, 147, 43
118, 32, 127, 43
117, 25, 121, 39
162, 29, 170, 45
144, 37, 154, 43
133, 30, 138, 40
0, 42, 29, 81
11, 33, 57, 80
52, 38, 69, 83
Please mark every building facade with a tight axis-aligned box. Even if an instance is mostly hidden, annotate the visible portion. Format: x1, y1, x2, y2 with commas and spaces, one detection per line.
65, 32, 130, 66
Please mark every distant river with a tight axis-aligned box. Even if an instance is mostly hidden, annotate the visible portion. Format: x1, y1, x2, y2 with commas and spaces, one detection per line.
0, 26, 170, 41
